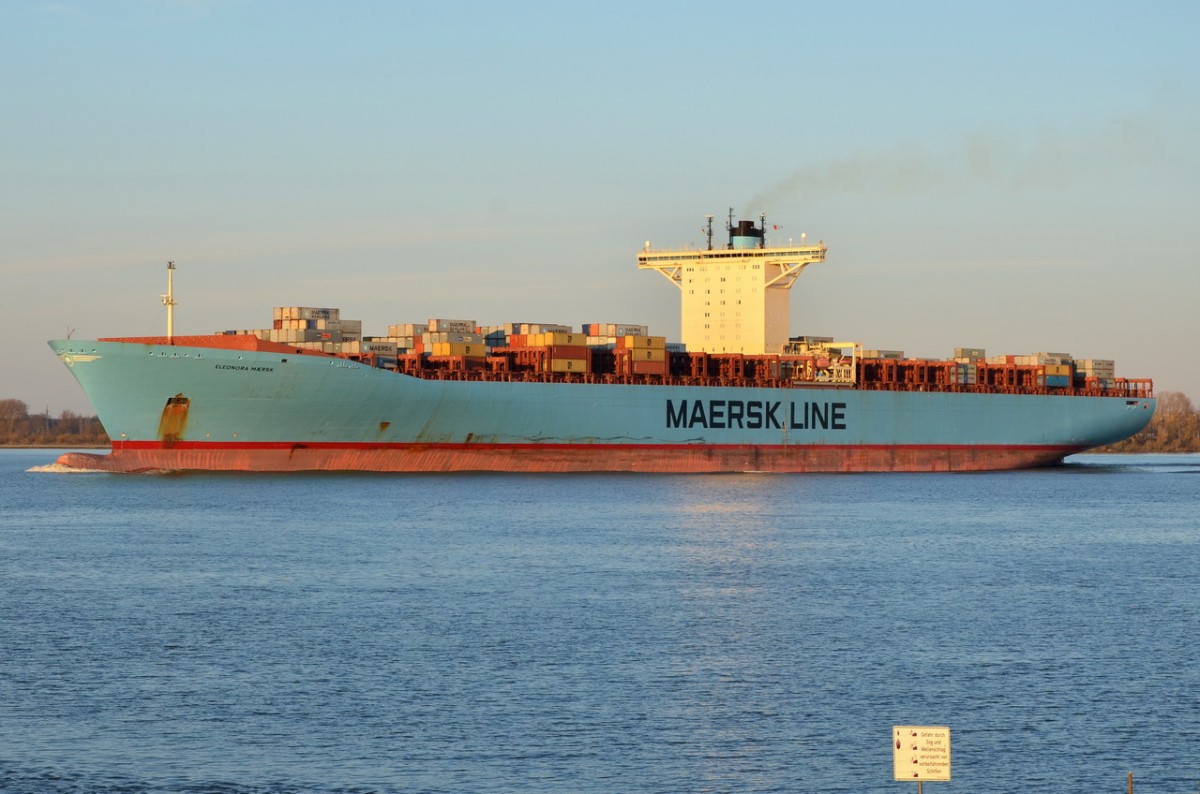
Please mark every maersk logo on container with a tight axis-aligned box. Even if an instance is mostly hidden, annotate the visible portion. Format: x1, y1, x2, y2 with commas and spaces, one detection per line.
666, 399, 847, 430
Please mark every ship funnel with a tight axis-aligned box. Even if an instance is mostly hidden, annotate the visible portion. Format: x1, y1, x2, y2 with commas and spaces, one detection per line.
729, 219, 764, 250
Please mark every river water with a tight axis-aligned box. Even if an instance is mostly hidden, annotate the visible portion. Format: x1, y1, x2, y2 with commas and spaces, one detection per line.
1, 449, 1197, 793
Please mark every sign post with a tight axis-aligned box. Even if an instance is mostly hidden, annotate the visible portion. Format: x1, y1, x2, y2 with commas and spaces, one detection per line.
893, 725, 951, 792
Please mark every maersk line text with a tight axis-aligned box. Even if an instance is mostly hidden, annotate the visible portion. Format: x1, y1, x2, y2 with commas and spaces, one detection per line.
666, 400, 847, 430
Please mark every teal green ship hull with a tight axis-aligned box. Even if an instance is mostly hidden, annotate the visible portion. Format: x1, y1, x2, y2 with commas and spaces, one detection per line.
48, 339, 1156, 473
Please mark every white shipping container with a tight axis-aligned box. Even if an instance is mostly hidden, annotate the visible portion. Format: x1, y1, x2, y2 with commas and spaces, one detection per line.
427, 332, 483, 344
388, 323, 429, 337
298, 307, 340, 321
428, 318, 476, 334
364, 341, 398, 355
1077, 358, 1115, 371
281, 306, 339, 321
343, 340, 400, 356
520, 323, 572, 334
590, 323, 648, 337
1077, 361, 1116, 378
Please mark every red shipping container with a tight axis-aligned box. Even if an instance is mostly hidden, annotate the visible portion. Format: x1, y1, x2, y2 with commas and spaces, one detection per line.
632, 361, 667, 376
547, 345, 588, 359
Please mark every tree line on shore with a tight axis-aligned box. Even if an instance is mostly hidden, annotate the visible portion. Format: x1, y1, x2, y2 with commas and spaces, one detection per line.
0, 399, 108, 446
1102, 391, 1200, 453
1, 392, 1198, 452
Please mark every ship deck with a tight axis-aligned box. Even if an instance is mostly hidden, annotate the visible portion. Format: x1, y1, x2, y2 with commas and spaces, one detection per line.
99, 335, 1154, 401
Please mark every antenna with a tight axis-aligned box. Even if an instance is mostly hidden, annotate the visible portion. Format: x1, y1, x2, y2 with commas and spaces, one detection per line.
161, 261, 177, 342
704, 214, 715, 251
726, 207, 735, 249
759, 212, 766, 249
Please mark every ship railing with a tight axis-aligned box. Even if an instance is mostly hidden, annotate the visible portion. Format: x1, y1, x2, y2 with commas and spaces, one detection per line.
810, 365, 857, 385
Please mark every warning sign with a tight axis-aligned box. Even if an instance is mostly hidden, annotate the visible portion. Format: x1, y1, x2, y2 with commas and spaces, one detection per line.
893, 725, 951, 781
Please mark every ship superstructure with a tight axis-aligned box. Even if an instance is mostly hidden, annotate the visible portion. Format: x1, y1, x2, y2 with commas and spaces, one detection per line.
638, 212, 827, 355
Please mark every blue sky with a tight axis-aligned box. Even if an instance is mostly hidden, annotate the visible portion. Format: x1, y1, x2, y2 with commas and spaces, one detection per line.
3, 0, 1198, 414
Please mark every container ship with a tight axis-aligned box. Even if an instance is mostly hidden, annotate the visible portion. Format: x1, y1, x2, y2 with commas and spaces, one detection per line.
49, 215, 1155, 473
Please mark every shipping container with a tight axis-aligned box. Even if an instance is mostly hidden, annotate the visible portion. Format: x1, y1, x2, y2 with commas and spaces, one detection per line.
428, 318, 476, 334
547, 358, 588, 373
1076, 359, 1116, 376
431, 342, 487, 357
426, 331, 483, 344
632, 361, 668, 376
520, 323, 572, 334
585, 323, 649, 337
387, 323, 429, 337
547, 345, 588, 360
278, 306, 340, 322
343, 341, 400, 356
536, 332, 586, 346
620, 335, 667, 349
954, 347, 986, 360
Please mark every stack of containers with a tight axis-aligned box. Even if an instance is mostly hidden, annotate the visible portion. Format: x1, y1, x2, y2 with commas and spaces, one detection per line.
1075, 359, 1115, 387
952, 348, 984, 386
425, 319, 485, 357
618, 335, 667, 376
480, 325, 512, 348
1035, 353, 1073, 388
386, 323, 429, 354
583, 323, 648, 349
269, 306, 345, 344
536, 332, 589, 373
340, 340, 400, 368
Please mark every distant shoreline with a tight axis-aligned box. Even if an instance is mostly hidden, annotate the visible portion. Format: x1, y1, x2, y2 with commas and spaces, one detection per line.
1, 445, 110, 450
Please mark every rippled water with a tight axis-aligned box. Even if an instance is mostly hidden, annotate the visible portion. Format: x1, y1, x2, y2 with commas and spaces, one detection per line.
2, 450, 1198, 793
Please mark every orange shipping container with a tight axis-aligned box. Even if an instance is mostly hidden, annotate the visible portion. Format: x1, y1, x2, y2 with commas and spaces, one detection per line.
629, 348, 666, 362
539, 332, 585, 346
548, 359, 588, 373
432, 342, 487, 357
620, 335, 666, 349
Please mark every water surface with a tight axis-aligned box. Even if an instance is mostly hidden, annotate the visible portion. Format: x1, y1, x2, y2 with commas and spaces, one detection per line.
2, 450, 1198, 792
